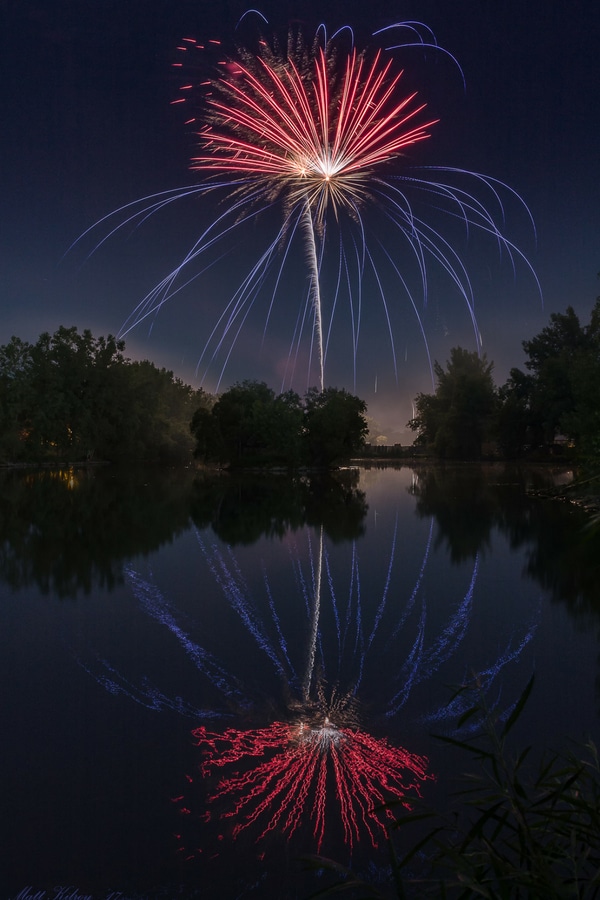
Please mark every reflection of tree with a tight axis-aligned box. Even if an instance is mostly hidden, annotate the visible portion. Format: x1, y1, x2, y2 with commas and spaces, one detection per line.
0, 467, 368, 597
410, 461, 600, 717
408, 462, 600, 617
0, 467, 196, 596
409, 464, 495, 561
190, 469, 368, 545
519, 501, 600, 616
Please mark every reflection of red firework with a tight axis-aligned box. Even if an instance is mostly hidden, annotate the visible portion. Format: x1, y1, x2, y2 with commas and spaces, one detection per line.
191, 719, 433, 851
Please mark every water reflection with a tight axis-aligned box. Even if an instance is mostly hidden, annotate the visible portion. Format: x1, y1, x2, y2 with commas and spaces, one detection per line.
3, 462, 597, 895
84, 497, 536, 857
409, 463, 600, 614
0, 465, 196, 595
0, 467, 368, 595
190, 468, 368, 543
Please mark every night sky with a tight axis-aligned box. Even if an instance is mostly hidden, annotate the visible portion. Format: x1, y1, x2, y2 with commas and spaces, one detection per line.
1, 0, 598, 441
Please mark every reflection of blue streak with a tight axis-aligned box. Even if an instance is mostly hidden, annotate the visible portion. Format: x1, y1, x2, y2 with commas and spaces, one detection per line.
125, 565, 245, 704
343, 545, 356, 650
193, 532, 290, 682
386, 602, 427, 714
388, 517, 434, 643
324, 549, 341, 658
351, 545, 363, 667
78, 655, 219, 719
80, 512, 536, 732
386, 557, 479, 717
262, 563, 298, 683
420, 556, 479, 675
346, 514, 400, 694
307, 528, 326, 684
422, 613, 539, 731
366, 514, 398, 653
289, 538, 312, 621
322, 541, 364, 687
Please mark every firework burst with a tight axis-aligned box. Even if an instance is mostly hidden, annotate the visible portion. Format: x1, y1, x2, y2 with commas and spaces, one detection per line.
81, 514, 536, 856
77, 15, 539, 392
191, 33, 437, 222
190, 715, 433, 853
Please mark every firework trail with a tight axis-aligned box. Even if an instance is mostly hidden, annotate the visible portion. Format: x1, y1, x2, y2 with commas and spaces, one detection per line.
107, 520, 535, 856
75, 15, 539, 391
77, 494, 537, 854
191, 719, 432, 852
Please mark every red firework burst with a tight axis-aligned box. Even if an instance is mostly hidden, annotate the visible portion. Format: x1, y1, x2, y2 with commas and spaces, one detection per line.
177, 31, 438, 224
83, 18, 537, 393
190, 719, 433, 852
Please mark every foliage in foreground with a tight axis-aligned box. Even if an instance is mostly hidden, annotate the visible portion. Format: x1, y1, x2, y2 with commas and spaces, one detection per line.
306, 676, 600, 899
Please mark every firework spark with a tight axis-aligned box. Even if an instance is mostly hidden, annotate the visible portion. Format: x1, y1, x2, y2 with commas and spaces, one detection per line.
190, 717, 433, 852
76, 16, 539, 392
191, 38, 437, 216
80, 515, 536, 854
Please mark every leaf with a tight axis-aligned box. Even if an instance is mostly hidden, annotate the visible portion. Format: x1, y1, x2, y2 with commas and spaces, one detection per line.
514, 745, 532, 773
460, 802, 506, 850
389, 810, 437, 829
457, 705, 480, 728
432, 732, 494, 760
500, 673, 535, 740
396, 826, 446, 870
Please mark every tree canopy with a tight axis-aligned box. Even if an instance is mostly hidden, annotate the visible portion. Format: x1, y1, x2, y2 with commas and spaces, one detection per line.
409, 348, 497, 459
0, 326, 211, 464
408, 296, 600, 463
498, 297, 600, 458
190, 380, 368, 468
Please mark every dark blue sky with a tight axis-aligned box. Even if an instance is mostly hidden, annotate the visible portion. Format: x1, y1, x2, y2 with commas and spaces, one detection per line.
1, 0, 598, 440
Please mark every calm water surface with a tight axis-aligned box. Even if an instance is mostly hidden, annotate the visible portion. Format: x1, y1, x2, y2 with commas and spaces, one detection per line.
2, 463, 599, 899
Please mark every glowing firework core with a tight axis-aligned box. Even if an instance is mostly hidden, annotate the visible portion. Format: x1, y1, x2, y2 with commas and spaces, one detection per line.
299, 717, 345, 752
191, 42, 438, 220
91, 16, 539, 402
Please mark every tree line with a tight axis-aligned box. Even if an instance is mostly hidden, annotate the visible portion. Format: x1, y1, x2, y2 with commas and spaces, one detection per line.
190, 381, 368, 467
409, 297, 600, 460
1, 296, 598, 466
0, 326, 210, 464
0, 326, 368, 467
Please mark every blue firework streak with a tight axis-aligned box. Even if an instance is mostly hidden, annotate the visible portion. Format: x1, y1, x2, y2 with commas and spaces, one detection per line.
81, 519, 537, 731
71, 14, 540, 392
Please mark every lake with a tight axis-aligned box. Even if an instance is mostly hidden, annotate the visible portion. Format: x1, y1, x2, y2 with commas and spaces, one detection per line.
2, 462, 599, 899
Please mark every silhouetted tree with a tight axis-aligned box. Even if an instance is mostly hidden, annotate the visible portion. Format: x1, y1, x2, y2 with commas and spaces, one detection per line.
190, 382, 367, 468
522, 305, 587, 445
496, 368, 538, 457
409, 348, 497, 458
0, 326, 208, 463
303, 387, 368, 466
500, 297, 600, 458
191, 380, 304, 466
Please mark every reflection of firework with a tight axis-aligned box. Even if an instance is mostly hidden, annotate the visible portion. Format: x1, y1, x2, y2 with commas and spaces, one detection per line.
190, 716, 432, 852
79, 16, 538, 391
84, 520, 536, 731
81, 511, 537, 855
